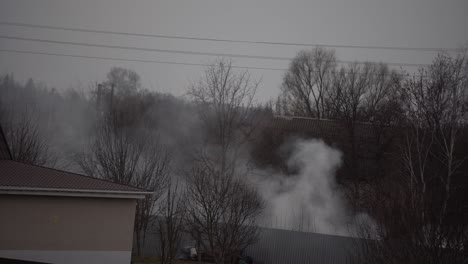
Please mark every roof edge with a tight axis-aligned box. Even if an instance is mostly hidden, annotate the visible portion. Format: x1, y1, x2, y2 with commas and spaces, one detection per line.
0, 186, 152, 199
3, 160, 150, 192
273, 115, 375, 126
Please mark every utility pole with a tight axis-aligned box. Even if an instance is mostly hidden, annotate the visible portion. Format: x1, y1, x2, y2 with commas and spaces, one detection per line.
96, 83, 102, 110
110, 83, 115, 114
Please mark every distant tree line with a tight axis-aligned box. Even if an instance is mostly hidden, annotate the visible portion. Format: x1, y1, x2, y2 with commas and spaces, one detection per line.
276, 48, 468, 263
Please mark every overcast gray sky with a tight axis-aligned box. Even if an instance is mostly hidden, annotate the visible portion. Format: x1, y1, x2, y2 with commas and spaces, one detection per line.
1, 0, 467, 102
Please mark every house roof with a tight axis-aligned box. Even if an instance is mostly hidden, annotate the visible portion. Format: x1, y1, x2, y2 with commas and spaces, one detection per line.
0, 123, 150, 199
0, 160, 151, 199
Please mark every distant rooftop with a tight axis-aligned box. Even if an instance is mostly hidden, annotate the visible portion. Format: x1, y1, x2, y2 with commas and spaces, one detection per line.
267, 115, 377, 140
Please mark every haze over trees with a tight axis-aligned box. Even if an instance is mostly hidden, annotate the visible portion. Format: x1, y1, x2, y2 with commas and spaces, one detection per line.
0, 48, 467, 263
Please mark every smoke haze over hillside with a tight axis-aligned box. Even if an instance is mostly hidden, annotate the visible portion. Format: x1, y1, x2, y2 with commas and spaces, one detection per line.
256, 139, 367, 236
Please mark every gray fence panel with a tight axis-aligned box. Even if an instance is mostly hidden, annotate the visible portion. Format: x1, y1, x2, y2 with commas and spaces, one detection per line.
141, 226, 361, 264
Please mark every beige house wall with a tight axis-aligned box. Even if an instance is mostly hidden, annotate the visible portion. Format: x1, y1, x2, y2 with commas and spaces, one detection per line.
0, 195, 137, 251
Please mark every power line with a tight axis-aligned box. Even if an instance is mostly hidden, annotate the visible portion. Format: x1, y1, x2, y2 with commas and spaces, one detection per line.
0, 48, 416, 78
0, 35, 429, 67
0, 21, 460, 52
0, 48, 287, 71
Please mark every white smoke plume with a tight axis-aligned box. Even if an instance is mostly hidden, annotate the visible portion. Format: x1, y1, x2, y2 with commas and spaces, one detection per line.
256, 138, 360, 236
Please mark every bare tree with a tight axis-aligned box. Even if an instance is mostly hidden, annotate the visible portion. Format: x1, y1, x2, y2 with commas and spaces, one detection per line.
186, 161, 264, 264
402, 51, 467, 222
354, 173, 468, 264
327, 63, 373, 186
328, 62, 401, 146
104, 67, 142, 97
0, 107, 56, 166
188, 58, 259, 161
156, 179, 186, 264
186, 58, 264, 264
354, 52, 468, 264
281, 48, 336, 118
322, 63, 403, 210
77, 120, 171, 256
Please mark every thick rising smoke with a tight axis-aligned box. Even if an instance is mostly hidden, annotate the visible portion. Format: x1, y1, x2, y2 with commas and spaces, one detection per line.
256, 138, 362, 236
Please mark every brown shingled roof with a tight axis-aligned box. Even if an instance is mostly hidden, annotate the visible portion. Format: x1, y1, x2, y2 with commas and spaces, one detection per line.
0, 160, 149, 194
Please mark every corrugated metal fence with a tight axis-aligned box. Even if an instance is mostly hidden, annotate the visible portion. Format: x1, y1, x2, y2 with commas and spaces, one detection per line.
141, 227, 361, 264
244, 227, 359, 264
